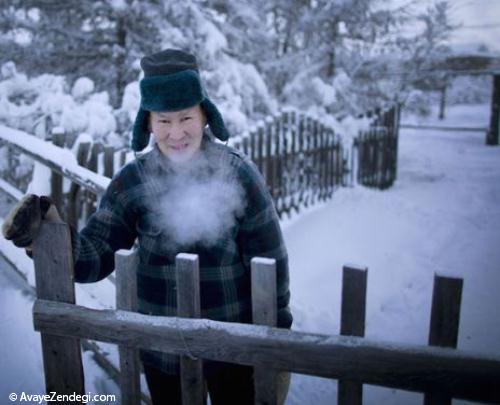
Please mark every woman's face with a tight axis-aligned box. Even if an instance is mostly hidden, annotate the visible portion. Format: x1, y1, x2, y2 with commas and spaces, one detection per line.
150, 105, 206, 162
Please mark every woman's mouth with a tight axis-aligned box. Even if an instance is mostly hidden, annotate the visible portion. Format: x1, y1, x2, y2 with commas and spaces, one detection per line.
170, 143, 189, 151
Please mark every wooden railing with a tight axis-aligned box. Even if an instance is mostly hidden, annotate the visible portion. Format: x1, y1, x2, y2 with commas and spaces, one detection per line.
31, 222, 500, 404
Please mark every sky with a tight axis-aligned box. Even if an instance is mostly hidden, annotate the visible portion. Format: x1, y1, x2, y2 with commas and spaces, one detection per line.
446, 0, 500, 53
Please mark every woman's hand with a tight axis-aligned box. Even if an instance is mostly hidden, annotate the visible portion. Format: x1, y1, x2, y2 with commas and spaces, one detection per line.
2, 194, 61, 251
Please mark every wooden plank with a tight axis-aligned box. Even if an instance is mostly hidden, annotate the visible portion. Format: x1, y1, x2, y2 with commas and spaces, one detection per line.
310, 118, 318, 204
51, 130, 65, 214
338, 265, 368, 405
251, 258, 278, 405
424, 274, 463, 405
176, 253, 204, 405
487, 74, 500, 145
33, 299, 500, 404
252, 257, 278, 405
274, 118, 282, 217
68, 141, 91, 228
104, 145, 115, 178
340, 265, 368, 337
428, 276, 462, 347
265, 121, 274, 200
289, 111, 297, 213
297, 115, 306, 207
250, 130, 256, 165
115, 249, 141, 405
257, 125, 264, 177
32, 222, 85, 395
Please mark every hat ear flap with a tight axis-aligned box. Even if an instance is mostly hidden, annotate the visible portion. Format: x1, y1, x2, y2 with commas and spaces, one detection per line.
200, 98, 230, 142
132, 107, 151, 152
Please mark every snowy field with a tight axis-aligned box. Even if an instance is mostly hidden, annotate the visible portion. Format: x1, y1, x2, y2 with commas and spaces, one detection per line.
1, 103, 499, 404
285, 103, 500, 404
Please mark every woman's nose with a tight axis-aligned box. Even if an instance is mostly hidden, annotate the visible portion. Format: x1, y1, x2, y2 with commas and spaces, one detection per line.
169, 123, 184, 140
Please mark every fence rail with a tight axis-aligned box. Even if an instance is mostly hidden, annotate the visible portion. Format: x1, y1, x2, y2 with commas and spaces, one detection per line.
30, 222, 500, 405
33, 298, 500, 403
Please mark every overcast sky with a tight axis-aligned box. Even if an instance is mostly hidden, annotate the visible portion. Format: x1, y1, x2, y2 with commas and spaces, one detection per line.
446, 0, 500, 52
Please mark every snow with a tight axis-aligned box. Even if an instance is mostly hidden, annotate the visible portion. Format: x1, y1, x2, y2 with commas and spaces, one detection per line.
0, 64, 119, 144
401, 103, 490, 129
0, 252, 121, 403
71, 77, 95, 101
0, 124, 110, 194
282, 103, 500, 404
0, 103, 499, 403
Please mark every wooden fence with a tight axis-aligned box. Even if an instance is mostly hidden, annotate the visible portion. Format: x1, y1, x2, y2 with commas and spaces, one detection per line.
31, 221, 500, 405
354, 106, 400, 190
231, 110, 347, 218
0, 106, 400, 227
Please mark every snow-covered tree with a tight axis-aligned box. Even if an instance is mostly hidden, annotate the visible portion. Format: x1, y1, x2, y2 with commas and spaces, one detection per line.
0, 0, 160, 107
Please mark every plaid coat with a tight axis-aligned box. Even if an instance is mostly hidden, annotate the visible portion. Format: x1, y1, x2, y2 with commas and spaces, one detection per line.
73, 136, 292, 374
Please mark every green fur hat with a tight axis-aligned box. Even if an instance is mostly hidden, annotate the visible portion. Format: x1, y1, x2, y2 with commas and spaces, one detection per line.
132, 49, 230, 151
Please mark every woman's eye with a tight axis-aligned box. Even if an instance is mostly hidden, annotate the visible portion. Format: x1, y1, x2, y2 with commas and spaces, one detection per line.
158, 120, 170, 124
181, 117, 192, 122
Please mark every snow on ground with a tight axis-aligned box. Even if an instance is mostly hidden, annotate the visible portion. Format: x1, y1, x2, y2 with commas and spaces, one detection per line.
284, 104, 500, 404
0, 103, 499, 404
0, 253, 121, 403
401, 103, 490, 128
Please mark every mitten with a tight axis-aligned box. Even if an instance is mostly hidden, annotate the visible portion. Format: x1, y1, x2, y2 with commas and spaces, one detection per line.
2, 194, 54, 247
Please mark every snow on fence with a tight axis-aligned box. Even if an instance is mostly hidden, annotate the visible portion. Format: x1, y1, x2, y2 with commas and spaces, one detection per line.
0, 106, 400, 227
31, 222, 500, 405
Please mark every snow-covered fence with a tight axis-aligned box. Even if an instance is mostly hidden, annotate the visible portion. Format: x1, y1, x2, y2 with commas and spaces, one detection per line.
46, 129, 132, 227
1, 105, 400, 227
231, 110, 348, 218
0, 124, 133, 228
353, 106, 400, 190
30, 222, 500, 405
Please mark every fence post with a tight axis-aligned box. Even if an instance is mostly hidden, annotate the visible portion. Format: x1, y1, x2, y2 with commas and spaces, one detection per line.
68, 141, 91, 228
50, 128, 65, 215
338, 264, 368, 405
115, 249, 141, 405
104, 145, 115, 178
274, 117, 283, 218
424, 274, 463, 405
486, 74, 500, 146
176, 253, 204, 405
32, 221, 85, 395
251, 257, 278, 405
83, 142, 104, 219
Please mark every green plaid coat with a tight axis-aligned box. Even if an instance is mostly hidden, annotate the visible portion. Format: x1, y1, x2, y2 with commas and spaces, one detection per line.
73, 136, 292, 374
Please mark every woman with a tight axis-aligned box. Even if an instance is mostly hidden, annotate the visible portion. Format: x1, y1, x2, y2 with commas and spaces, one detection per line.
3, 49, 292, 405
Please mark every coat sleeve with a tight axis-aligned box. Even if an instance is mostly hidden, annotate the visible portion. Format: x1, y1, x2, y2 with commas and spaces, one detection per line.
72, 169, 138, 283
235, 156, 293, 329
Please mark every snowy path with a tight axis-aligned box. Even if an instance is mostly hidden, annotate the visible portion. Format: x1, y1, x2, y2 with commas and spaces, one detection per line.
284, 115, 500, 404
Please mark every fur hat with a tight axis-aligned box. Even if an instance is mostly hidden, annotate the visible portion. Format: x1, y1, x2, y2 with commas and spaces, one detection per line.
132, 49, 230, 151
